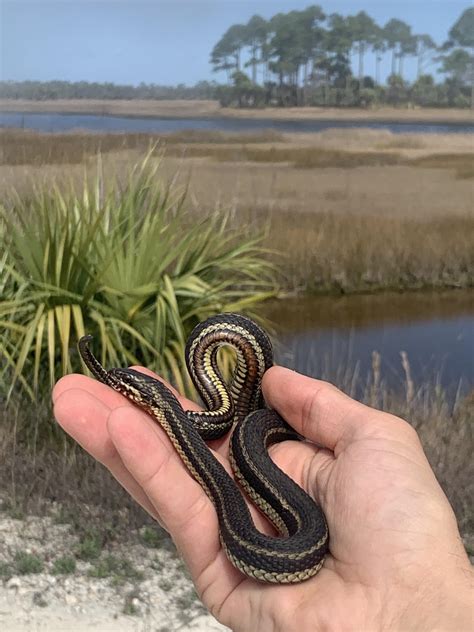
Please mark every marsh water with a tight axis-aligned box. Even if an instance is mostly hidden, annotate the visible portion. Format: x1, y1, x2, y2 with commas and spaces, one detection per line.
1, 111, 473, 135
265, 290, 473, 397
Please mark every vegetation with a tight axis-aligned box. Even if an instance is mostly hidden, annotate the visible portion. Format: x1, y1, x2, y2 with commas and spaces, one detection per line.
0, 151, 275, 401
14, 551, 44, 575
211, 6, 473, 108
254, 209, 473, 294
0, 79, 217, 101
1, 8, 472, 109
1, 130, 472, 298
0, 130, 471, 553
52, 555, 76, 575
87, 555, 144, 583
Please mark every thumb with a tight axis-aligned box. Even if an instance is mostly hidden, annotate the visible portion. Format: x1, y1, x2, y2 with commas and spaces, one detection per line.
262, 366, 378, 454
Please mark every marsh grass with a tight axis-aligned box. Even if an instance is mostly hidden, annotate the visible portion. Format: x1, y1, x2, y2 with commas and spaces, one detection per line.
243, 206, 473, 293
2, 129, 473, 180
166, 144, 474, 178
376, 135, 427, 150
412, 153, 474, 179
164, 144, 404, 169
0, 129, 285, 166
1, 133, 472, 297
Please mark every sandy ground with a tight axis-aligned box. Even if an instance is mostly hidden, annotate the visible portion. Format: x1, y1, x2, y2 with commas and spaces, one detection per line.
0, 594, 226, 632
1, 99, 473, 123
0, 510, 229, 632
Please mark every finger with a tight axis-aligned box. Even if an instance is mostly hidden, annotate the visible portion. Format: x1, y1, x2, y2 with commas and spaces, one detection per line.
262, 366, 380, 454
269, 440, 334, 506
53, 373, 130, 409
106, 405, 223, 580
53, 384, 159, 519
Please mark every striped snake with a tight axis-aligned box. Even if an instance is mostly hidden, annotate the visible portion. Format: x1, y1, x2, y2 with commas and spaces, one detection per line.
78, 313, 328, 583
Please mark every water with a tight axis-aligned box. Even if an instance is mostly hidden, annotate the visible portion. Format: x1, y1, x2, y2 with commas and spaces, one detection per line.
264, 290, 473, 396
1, 111, 473, 135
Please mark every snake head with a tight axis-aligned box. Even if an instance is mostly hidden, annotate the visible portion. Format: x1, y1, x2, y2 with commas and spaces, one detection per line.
107, 367, 180, 411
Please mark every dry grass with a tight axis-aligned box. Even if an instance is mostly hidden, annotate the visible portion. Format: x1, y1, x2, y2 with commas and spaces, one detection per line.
0, 401, 155, 540
253, 208, 473, 293
1, 128, 472, 294
0, 98, 220, 117
412, 153, 474, 179
163, 144, 404, 168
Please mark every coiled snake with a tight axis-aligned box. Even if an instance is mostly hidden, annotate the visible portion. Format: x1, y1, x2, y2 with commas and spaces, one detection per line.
78, 313, 328, 583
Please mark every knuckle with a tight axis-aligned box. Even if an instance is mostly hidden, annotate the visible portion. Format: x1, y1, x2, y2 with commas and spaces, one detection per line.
300, 381, 335, 437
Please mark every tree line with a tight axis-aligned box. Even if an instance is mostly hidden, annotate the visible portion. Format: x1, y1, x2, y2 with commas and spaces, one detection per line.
0, 80, 216, 101
211, 6, 473, 108
1, 7, 472, 109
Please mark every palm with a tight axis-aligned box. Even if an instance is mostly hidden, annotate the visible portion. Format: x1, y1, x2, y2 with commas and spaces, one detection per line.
192, 428, 447, 631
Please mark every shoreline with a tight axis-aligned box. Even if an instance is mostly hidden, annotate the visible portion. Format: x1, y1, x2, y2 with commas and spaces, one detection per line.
1, 99, 473, 125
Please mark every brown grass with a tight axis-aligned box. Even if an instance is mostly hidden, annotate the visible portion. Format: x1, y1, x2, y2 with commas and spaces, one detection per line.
164, 144, 404, 168
252, 208, 474, 293
412, 153, 474, 179
1, 128, 472, 294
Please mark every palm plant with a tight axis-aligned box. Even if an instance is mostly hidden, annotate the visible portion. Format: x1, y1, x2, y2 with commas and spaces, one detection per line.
0, 152, 276, 400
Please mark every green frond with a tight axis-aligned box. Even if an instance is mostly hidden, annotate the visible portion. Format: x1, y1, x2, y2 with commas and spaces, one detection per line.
0, 150, 276, 403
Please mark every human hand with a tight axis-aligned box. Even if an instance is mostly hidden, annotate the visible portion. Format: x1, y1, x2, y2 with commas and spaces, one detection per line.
53, 366, 472, 632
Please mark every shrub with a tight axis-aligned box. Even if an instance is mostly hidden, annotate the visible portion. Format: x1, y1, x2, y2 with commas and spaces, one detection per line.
0, 151, 276, 402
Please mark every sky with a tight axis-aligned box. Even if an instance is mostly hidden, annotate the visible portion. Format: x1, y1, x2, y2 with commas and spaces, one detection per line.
1, 0, 471, 86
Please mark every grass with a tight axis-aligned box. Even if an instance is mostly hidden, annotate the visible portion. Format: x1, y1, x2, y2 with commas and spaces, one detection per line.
251, 208, 473, 293
14, 551, 44, 574
139, 526, 168, 549
0, 561, 13, 580
412, 153, 474, 179
88, 555, 144, 583
76, 533, 103, 561
165, 143, 405, 168
0, 128, 285, 167
1, 129, 473, 176
1, 129, 472, 297
52, 555, 76, 575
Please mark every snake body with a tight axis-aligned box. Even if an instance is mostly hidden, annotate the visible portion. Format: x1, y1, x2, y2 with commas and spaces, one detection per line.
78, 313, 328, 583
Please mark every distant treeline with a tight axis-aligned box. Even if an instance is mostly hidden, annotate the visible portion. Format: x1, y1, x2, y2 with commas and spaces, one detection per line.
2, 7, 472, 109
0, 80, 217, 101
210, 6, 473, 108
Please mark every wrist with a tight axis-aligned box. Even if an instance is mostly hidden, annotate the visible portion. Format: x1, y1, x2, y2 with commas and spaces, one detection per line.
389, 567, 473, 632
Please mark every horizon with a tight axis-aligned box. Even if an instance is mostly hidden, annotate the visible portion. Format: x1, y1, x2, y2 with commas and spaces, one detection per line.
1, 1, 472, 87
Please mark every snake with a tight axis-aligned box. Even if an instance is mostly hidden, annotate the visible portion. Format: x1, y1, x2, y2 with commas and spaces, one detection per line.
78, 312, 328, 583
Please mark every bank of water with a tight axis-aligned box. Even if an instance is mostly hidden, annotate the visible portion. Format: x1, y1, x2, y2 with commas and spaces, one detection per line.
1, 111, 473, 135
265, 290, 473, 397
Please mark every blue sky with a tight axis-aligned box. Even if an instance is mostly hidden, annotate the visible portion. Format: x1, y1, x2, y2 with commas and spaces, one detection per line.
1, 0, 471, 86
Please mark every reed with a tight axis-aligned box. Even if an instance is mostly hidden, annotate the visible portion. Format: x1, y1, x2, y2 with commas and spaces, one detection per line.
244, 206, 473, 294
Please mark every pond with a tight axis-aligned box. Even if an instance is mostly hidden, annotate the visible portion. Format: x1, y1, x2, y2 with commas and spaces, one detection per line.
1, 111, 473, 135
265, 290, 473, 398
